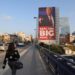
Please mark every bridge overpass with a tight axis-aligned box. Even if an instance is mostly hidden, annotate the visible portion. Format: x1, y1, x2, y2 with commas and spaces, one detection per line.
0, 44, 75, 75
1, 44, 52, 75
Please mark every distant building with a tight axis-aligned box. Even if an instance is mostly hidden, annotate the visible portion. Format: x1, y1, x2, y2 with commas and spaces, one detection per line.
72, 31, 75, 35
16, 32, 26, 42
25, 35, 33, 42
9, 34, 19, 43
2, 33, 10, 43
70, 32, 75, 42
59, 17, 70, 44
60, 17, 70, 35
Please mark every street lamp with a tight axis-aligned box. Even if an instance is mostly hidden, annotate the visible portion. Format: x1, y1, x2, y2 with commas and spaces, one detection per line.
48, 31, 50, 50
34, 17, 38, 43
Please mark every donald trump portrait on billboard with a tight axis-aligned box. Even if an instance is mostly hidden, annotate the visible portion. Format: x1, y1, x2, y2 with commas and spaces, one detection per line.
39, 7, 55, 27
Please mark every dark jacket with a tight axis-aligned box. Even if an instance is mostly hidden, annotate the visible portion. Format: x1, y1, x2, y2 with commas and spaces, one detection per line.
39, 15, 54, 27
3, 50, 20, 65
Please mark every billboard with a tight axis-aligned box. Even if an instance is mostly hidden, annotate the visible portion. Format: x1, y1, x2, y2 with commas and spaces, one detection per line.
38, 7, 56, 40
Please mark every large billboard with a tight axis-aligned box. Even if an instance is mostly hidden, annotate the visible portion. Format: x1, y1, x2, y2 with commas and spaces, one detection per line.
38, 7, 56, 40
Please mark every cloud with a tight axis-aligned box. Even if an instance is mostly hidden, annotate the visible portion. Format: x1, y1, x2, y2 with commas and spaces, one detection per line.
2, 16, 12, 20
0, 15, 12, 21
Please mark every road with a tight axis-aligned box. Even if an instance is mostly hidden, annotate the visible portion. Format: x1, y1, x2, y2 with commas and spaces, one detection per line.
2, 45, 52, 75
0, 44, 31, 69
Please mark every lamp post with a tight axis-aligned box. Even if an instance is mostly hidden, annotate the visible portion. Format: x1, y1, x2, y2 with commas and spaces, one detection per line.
48, 32, 50, 50
34, 17, 38, 43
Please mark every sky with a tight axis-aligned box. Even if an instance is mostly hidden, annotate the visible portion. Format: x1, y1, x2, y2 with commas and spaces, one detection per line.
0, 0, 75, 36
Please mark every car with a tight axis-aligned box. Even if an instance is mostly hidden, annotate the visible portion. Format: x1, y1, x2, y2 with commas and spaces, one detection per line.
0, 43, 6, 51
61, 55, 75, 69
17, 42, 25, 47
61, 55, 75, 62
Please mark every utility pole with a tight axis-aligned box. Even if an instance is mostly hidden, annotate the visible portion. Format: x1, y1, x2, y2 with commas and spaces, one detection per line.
34, 17, 38, 43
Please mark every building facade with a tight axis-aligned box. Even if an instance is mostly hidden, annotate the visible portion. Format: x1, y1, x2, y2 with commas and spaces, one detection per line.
59, 17, 70, 44
70, 33, 75, 42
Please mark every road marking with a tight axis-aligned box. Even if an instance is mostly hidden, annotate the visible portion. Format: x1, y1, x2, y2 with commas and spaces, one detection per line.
0, 46, 32, 75
38, 51, 48, 73
20, 46, 32, 57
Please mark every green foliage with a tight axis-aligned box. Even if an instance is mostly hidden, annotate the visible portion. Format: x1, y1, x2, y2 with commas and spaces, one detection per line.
39, 42, 65, 54
50, 45, 65, 54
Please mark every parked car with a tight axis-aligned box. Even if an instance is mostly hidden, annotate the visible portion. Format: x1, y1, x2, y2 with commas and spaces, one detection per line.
61, 55, 75, 62
61, 55, 75, 69
0, 43, 6, 51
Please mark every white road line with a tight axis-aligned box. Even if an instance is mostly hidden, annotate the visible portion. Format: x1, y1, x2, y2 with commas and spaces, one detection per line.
38, 51, 48, 73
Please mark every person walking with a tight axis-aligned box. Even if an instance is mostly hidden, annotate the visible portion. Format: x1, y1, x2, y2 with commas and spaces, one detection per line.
2, 42, 20, 75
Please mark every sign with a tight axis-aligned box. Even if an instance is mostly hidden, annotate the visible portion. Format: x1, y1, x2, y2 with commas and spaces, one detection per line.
38, 7, 56, 40
38, 26, 55, 40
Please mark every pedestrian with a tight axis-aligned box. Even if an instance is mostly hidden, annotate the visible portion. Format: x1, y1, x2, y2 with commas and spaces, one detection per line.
2, 42, 20, 75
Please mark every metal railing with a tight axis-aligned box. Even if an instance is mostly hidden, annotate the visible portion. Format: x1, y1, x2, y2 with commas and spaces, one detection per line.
36, 45, 75, 75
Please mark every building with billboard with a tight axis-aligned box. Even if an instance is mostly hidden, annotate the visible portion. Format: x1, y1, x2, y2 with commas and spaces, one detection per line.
38, 7, 59, 45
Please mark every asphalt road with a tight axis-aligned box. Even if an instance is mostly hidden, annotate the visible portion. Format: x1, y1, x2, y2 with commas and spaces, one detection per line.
2, 45, 52, 75
0, 44, 31, 69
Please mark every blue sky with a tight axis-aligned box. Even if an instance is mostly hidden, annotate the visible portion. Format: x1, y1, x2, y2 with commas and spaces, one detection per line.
0, 0, 75, 36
